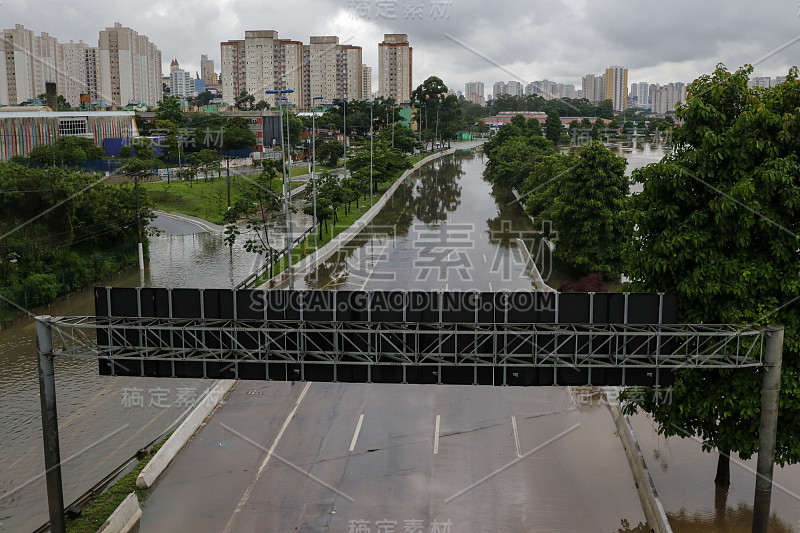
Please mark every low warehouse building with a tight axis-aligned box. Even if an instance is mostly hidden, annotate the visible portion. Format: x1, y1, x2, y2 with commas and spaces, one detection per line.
0, 111, 138, 161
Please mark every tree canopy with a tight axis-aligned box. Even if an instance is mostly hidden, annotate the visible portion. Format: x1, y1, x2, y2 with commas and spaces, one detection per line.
622, 64, 800, 479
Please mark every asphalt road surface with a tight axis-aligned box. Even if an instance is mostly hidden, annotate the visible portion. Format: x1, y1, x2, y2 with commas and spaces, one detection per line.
139, 382, 645, 532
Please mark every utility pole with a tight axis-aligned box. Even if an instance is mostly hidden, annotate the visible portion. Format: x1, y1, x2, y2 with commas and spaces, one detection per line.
36, 316, 66, 533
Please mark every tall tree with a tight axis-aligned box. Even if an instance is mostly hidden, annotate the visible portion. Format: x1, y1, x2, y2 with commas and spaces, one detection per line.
544, 109, 562, 143
154, 97, 184, 125
622, 64, 800, 485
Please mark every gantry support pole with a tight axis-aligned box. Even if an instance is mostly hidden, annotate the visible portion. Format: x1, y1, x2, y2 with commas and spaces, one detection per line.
752, 327, 784, 533
36, 316, 66, 533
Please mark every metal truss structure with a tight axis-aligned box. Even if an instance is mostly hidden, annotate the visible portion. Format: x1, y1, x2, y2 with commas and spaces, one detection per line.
46, 316, 765, 371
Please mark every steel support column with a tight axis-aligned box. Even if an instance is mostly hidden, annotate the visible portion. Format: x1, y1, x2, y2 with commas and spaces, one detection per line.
36, 316, 66, 533
752, 327, 784, 533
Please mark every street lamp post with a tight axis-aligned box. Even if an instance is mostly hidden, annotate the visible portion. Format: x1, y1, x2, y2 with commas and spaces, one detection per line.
369, 99, 376, 206
391, 104, 396, 148
337, 100, 347, 177
312, 96, 323, 250
266, 88, 295, 286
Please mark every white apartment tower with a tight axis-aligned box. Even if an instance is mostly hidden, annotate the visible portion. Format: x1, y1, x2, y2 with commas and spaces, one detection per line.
62, 41, 100, 107
378, 34, 412, 102
98, 23, 162, 106
220, 31, 363, 110
170, 67, 193, 98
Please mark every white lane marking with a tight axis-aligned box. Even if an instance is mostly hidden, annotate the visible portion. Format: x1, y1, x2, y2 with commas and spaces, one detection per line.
434, 415, 441, 455
489, 282, 493, 292
350, 414, 365, 452
155, 210, 218, 233
511, 416, 522, 457
483, 253, 487, 264
223, 382, 311, 533
359, 240, 391, 290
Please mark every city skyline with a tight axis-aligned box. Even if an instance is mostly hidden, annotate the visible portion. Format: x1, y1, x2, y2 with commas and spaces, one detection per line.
0, 0, 797, 100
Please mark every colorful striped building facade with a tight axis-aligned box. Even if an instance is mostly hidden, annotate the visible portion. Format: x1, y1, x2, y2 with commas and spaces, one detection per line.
0, 111, 138, 161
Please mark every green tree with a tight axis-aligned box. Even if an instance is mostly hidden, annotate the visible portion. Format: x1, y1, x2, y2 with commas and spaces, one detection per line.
317, 140, 343, 167
545, 109, 562, 143
154, 97, 184, 125
222, 117, 257, 151
235, 90, 255, 111
621, 64, 800, 485
537, 142, 628, 278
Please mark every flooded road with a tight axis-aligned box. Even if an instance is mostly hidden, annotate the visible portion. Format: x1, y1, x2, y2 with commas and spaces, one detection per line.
0, 205, 311, 532
288, 150, 571, 291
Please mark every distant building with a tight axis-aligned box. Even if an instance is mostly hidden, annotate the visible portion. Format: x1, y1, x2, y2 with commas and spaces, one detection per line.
464, 81, 484, 105
362, 65, 372, 99
505, 80, 523, 97
636, 81, 649, 107
170, 68, 193, 98
749, 76, 772, 88
0, 23, 161, 108
604, 65, 628, 113
219, 30, 363, 109
200, 54, 218, 84
99, 23, 162, 107
493, 81, 506, 98
378, 33, 412, 102
581, 74, 605, 103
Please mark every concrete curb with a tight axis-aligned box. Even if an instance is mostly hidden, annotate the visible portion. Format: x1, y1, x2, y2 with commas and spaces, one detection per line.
265, 148, 458, 287
96, 492, 141, 533
515, 238, 556, 292
136, 380, 236, 489
605, 389, 673, 533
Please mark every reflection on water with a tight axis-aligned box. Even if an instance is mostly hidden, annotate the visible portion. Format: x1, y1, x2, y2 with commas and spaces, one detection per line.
292, 151, 570, 291
630, 412, 800, 532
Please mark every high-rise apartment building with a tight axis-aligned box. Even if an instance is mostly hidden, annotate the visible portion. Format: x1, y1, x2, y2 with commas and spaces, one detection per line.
1, 23, 160, 108
98, 23, 162, 106
336, 44, 362, 101
636, 81, 649, 107
492, 81, 506, 99
170, 68, 193, 98
378, 34, 412, 102
200, 54, 218, 84
220, 39, 245, 105
464, 81, 484, 105
604, 66, 628, 113
581, 73, 605, 103
362, 65, 372, 99
0, 25, 65, 106
62, 41, 100, 107
220, 31, 364, 110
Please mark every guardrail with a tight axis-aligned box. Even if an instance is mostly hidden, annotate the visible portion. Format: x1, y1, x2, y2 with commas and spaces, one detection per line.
233, 224, 317, 290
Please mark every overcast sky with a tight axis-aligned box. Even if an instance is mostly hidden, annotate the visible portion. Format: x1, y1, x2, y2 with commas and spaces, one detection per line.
4, 0, 800, 95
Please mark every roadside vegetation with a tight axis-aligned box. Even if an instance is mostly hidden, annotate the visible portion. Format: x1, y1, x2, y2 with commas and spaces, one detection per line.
64, 434, 170, 533
485, 63, 800, 489
483, 113, 629, 283
0, 162, 148, 325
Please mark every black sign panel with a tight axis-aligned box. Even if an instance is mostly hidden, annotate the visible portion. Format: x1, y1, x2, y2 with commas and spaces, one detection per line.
95, 288, 677, 386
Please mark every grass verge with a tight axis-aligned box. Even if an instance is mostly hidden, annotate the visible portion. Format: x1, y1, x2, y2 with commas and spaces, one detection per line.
65, 434, 171, 533
254, 188, 389, 287
141, 176, 302, 225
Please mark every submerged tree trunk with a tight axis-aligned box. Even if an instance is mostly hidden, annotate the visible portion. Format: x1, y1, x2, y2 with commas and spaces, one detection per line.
714, 449, 731, 486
